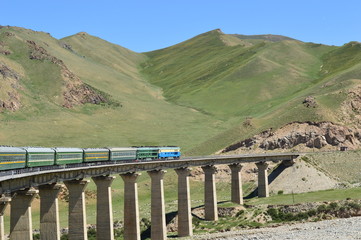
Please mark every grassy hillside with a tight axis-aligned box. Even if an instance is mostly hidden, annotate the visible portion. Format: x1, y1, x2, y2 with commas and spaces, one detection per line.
0, 27, 228, 153
141, 29, 334, 118
140, 30, 361, 154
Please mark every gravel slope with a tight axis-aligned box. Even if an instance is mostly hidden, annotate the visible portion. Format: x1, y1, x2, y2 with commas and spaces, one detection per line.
192, 217, 361, 240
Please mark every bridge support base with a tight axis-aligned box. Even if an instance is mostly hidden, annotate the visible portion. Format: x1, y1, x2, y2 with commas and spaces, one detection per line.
256, 162, 269, 198
10, 188, 38, 240
121, 173, 141, 240
229, 164, 244, 204
64, 179, 89, 240
202, 165, 218, 221
39, 183, 62, 240
175, 167, 193, 237
93, 176, 115, 240
148, 170, 167, 240
0, 196, 11, 240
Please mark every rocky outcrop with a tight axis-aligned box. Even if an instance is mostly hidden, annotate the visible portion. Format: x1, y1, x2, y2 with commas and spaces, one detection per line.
0, 63, 20, 80
339, 84, 361, 127
222, 122, 361, 153
0, 92, 21, 111
0, 41, 11, 55
303, 96, 317, 108
0, 63, 22, 111
59, 42, 73, 52
62, 84, 107, 108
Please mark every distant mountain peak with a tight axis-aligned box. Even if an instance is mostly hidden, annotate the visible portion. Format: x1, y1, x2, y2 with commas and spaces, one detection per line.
76, 32, 89, 39
214, 28, 224, 34
199, 29, 224, 36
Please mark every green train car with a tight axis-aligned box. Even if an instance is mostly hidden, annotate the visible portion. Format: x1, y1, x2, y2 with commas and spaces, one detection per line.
0, 146, 181, 173
54, 147, 83, 165
24, 147, 55, 167
109, 147, 137, 161
83, 148, 109, 162
136, 147, 159, 160
0, 147, 26, 170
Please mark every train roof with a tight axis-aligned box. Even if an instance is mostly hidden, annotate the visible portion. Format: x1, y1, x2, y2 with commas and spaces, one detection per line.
83, 148, 109, 152
158, 146, 180, 150
0, 147, 26, 153
135, 146, 160, 150
108, 147, 137, 151
53, 147, 83, 153
23, 147, 55, 153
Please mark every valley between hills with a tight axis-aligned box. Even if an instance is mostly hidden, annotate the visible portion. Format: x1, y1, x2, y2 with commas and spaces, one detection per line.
1, 25, 361, 238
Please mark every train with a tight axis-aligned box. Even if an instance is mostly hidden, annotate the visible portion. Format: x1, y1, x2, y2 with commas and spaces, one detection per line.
0, 146, 181, 171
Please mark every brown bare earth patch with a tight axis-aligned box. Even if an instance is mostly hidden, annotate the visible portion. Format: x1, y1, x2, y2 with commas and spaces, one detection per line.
268, 159, 338, 194
0, 62, 22, 111
221, 121, 361, 154
0, 41, 11, 55
340, 83, 361, 127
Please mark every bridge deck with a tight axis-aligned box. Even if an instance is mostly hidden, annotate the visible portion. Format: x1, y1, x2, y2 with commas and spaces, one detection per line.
0, 153, 299, 193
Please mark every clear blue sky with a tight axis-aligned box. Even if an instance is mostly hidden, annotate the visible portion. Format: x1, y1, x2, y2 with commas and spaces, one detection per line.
2, 0, 360, 52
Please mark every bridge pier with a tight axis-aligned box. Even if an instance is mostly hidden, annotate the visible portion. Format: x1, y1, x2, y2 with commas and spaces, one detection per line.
93, 176, 115, 240
229, 163, 244, 204
121, 172, 141, 240
175, 167, 193, 237
148, 170, 167, 240
39, 183, 62, 240
202, 165, 218, 221
64, 179, 89, 240
256, 162, 269, 197
0, 196, 11, 240
10, 188, 38, 240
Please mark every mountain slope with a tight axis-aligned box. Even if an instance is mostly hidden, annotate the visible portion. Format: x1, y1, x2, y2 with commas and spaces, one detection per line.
141, 29, 361, 154
0, 26, 223, 152
142, 29, 334, 118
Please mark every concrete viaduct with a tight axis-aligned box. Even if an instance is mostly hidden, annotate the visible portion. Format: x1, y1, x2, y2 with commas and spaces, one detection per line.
0, 153, 298, 240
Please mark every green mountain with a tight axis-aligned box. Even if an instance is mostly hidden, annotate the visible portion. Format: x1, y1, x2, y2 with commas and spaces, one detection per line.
0, 26, 219, 151
142, 29, 334, 117
1, 26, 361, 155
141, 30, 361, 154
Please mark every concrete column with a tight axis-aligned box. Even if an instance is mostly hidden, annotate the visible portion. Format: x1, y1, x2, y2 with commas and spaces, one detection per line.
64, 179, 89, 240
201, 165, 218, 221
229, 164, 244, 204
92, 176, 115, 240
256, 162, 269, 198
120, 173, 141, 240
175, 168, 193, 237
39, 183, 62, 240
147, 170, 167, 240
10, 188, 38, 240
0, 196, 11, 240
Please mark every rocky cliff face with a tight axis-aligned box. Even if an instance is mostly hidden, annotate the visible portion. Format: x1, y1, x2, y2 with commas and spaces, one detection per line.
222, 122, 361, 153
0, 62, 22, 112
